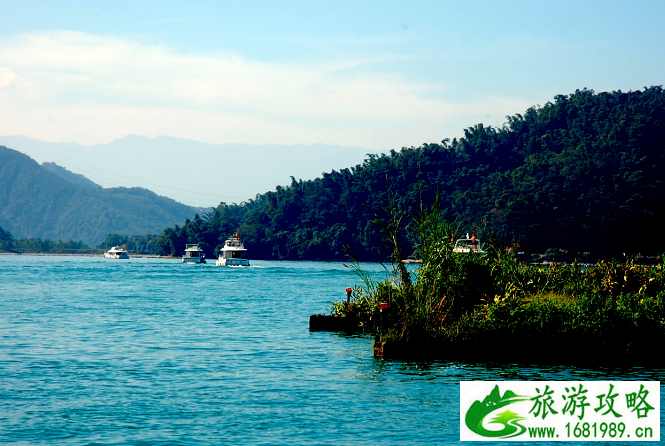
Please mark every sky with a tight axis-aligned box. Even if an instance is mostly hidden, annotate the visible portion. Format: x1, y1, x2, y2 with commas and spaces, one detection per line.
0, 0, 664, 205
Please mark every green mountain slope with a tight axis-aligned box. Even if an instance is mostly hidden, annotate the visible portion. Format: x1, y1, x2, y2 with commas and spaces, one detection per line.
157, 87, 665, 261
41, 162, 102, 189
0, 146, 197, 245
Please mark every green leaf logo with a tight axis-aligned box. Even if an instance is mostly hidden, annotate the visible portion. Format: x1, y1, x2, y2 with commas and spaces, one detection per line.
465, 385, 530, 438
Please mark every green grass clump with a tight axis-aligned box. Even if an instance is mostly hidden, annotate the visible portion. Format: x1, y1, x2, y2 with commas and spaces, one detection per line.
335, 198, 665, 364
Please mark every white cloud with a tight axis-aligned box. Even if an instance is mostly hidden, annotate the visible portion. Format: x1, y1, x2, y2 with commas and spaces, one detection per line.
0, 67, 18, 88
0, 30, 531, 149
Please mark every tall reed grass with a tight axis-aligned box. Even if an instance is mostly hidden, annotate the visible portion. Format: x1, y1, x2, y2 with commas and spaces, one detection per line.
335, 198, 665, 364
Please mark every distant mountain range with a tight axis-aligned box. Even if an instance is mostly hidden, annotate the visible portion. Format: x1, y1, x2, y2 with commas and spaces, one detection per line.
0, 135, 371, 207
0, 146, 199, 245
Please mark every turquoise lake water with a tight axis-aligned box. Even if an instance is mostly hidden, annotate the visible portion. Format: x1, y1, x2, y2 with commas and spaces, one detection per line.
0, 255, 663, 445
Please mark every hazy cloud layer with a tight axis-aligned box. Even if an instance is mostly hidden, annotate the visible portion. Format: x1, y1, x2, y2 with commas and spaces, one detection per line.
0, 31, 529, 150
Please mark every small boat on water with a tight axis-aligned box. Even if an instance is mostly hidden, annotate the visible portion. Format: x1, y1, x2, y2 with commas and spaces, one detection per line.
182, 244, 206, 263
216, 234, 250, 266
453, 233, 485, 254
104, 246, 130, 259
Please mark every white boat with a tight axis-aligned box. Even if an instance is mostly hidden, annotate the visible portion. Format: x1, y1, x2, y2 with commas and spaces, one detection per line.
104, 246, 130, 259
453, 233, 485, 254
216, 235, 250, 266
182, 244, 206, 263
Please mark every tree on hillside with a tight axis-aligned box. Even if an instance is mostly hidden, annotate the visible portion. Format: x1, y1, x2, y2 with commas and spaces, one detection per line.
0, 226, 14, 251
156, 86, 665, 261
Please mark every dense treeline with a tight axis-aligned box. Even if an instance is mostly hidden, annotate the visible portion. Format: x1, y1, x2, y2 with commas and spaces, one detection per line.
0, 226, 94, 254
0, 226, 13, 252
96, 233, 161, 254
157, 87, 665, 261
0, 226, 159, 254
12, 239, 92, 253
156, 205, 250, 257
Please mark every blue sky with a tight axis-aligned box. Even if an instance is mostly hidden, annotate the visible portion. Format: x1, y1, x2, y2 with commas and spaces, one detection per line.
0, 1, 663, 203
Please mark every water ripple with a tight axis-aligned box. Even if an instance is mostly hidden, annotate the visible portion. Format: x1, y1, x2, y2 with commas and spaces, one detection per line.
1, 256, 662, 445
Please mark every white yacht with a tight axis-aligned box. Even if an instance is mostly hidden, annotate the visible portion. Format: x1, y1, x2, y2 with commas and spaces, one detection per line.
453, 233, 485, 254
104, 246, 130, 259
216, 235, 250, 266
182, 244, 206, 263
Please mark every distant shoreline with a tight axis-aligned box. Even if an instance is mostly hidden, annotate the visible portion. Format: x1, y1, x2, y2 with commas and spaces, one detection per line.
0, 251, 168, 258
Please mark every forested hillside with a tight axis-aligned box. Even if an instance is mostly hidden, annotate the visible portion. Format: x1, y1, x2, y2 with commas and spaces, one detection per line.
157, 87, 665, 261
0, 147, 198, 245
41, 162, 102, 189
